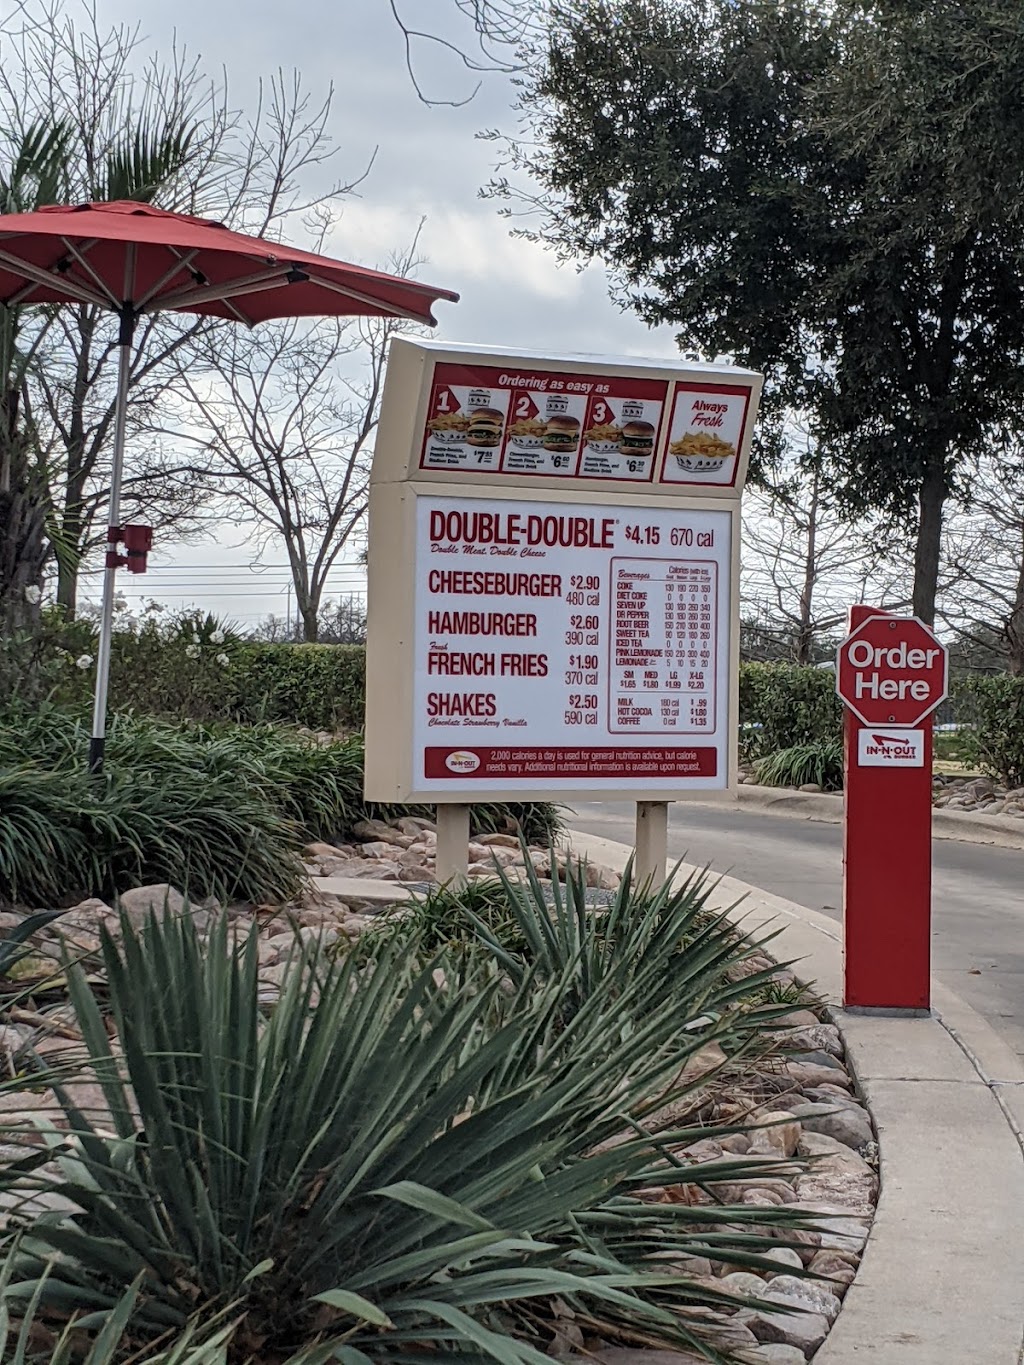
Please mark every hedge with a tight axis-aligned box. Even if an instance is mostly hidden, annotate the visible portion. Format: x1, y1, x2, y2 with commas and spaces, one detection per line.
953, 675, 1024, 788
738, 662, 843, 760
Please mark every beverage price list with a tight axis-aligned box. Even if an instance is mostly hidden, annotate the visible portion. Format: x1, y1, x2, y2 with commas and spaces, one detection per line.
412, 494, 732, 792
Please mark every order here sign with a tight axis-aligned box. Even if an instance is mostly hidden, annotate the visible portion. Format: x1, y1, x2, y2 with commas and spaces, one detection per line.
836, 614, 948, 727
363, 339, 763, 804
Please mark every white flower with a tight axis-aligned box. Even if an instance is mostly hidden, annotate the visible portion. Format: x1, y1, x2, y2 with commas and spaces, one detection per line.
191, 632, 201, 645
210, 629, 225, 645
216, 652, 230, 667
114, 593, 128, 610
185, 643, 201, 660
145, 600, 165, 613
23, 584, 41, 605
75, 654, 94, 670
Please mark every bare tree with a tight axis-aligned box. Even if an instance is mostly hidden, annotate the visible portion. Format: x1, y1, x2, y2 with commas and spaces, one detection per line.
165, 234, 420, 641
940, 453, 1024, 674
386, 0, 549, 104
742, 450, 913, 664
1, 0, 368, 612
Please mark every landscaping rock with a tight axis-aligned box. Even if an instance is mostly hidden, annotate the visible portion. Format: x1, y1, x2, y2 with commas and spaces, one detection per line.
320, 858, 403, 881
720, 1271, 770, 1299
808, 1248, 859, 1283
788, 1102, 874, 1151
117, 884, 187, 921
749, 1111, 801, 1158
743, 1346, 807, 1364
760, 1247, 804, 1272
747, 1307, 829, 1353
352, 819, 406, 843
394, 816, 436, 836
783, 1060, 852, 1090
475, 832, 520, 848
764, 1272, 842, 1323
303, 841, 342, 859
797, 1131, 873, 1175
796, 1168, 877, 1214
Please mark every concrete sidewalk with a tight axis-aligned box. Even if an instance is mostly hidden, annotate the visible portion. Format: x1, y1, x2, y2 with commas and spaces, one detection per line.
713, 785, 1024, 851
569, 829, 1024, 1365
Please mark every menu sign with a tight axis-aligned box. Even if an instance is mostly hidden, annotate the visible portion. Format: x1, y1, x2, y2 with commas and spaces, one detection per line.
420, 364, 668, 483
659, 383, 752, 487
412, 493, 731, 791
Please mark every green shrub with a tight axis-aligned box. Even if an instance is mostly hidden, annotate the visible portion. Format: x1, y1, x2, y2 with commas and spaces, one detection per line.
0, 892, 817, 1361
230, 642, 366, 730
954, 674, 1024, 787
739, 662, 842, 760
0, 710, 561, 906
755, 738, 845, 791
0, 726, 304, 907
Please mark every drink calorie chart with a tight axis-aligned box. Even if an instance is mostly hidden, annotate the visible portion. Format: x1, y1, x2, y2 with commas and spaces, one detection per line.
412, 494, 732, 791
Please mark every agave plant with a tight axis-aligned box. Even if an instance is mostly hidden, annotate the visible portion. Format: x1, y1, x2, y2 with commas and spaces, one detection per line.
0, 889, 818, 1363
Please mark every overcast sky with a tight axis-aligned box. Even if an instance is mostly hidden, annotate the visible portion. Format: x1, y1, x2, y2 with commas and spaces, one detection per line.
97, 0, 682, 629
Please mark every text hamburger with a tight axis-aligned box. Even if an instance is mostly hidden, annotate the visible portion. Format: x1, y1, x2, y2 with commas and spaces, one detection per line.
618, 419, 655, 457
466, 407, 504, 448
542, 414, 581, 453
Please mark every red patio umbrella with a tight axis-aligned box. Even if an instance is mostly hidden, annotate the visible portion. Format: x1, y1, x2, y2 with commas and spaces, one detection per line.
0, 200, 459, 769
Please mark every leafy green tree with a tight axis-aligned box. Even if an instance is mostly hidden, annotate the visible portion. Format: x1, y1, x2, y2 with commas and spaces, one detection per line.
491, 0, 1024, 622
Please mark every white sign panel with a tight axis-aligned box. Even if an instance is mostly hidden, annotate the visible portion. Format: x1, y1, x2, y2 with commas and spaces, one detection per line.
857, 728, 926, 768
411, 494, 732, 792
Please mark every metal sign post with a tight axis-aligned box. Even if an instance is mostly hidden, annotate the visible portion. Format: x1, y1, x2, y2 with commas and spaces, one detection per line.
836, 606, 949, 1012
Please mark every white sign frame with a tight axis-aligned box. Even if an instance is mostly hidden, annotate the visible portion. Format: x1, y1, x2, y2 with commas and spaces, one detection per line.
364, 339, 762, 805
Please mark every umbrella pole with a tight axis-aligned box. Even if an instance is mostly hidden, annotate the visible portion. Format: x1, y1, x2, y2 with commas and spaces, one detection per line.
88, 307, 134, 774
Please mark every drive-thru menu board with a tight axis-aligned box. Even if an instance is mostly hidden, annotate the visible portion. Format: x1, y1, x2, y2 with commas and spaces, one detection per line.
415, 496, 731, 790
364, 339, 762, 803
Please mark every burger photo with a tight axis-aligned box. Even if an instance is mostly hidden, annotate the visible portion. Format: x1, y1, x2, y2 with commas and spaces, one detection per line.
466, 407, 505, 448
542, 414, 581, 454
618, 419, 655, 458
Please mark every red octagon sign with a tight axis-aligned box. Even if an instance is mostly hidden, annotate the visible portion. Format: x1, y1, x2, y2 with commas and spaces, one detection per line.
836, 614, 949, 727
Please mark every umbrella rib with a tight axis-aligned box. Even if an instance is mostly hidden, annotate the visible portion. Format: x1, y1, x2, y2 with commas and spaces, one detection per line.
302, 272, 426, 323
0, 246, 109, 309
144, 265, 292, 313
135, 248, 201, 310
59, 237, 120, 307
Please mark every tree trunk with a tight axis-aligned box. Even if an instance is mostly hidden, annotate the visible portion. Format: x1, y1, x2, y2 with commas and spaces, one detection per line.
56, 555, 80, 616
1007, 543, 1024, 676
912, 455, 947, 625
795, 474, 819, 665
300, 601, 320, 643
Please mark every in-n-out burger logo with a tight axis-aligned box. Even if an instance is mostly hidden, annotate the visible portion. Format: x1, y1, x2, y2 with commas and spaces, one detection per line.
445, 750, 481, 773
430, 509, 614, 550
856, 726, 925, 768
867, 732, 917, 758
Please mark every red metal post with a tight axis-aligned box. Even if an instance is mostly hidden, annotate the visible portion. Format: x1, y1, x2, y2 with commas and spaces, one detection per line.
842, 604, 933, 1010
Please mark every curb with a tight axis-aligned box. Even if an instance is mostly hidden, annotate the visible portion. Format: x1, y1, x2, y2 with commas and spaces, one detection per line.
709, 785, 1024, 851
566, 828, 1024, 1365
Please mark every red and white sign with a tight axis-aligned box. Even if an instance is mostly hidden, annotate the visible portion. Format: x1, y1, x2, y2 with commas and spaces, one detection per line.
412, 493, 732, 792
659, 383, 752, 487
839, 606, 940, 1013
856, 728, 925, 768
419, 363, 668, 483
836, 614, 948, 727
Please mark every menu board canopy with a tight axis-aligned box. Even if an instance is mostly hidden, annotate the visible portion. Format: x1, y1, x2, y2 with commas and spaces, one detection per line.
373, 338, 761, 497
